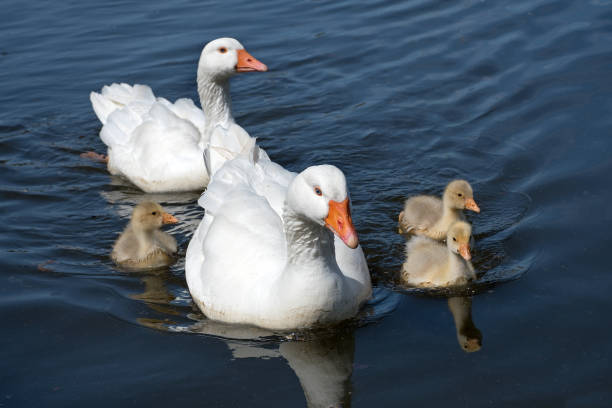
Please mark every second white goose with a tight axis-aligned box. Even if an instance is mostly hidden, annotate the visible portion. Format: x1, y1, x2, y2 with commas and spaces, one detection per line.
89, 37, 268, 193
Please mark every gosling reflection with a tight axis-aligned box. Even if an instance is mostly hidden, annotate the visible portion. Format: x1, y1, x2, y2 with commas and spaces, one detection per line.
447, 297, 482, 353
130, 269, 192, 327
131, 273, 173, 304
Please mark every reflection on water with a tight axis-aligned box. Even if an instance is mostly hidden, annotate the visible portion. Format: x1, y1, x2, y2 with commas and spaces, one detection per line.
100, 179, 203, 233
190, 322, 355, 408
126, 267, 384, 407
448, 297, 482, 353
1, 0, 609, 403
131, 270, 181, 316
127, 265, 482, 405
280, 334, 354, 408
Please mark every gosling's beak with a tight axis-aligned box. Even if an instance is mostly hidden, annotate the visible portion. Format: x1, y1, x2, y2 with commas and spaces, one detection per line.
325, 198, 359, 249
464, 198, 480, 213
236, 49, 268, 72
464, 337, 482, 352
162, 212, 178, 225
459, 243, 471, 261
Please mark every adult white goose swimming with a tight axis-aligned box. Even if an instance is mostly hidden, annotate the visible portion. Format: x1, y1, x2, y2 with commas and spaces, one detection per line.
88, 38, 268, 193
185, 157, 372, 330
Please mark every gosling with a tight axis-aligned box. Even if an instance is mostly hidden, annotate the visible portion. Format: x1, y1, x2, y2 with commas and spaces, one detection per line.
401, 221, 475, 287
112, 202, 178, 270
398, 179, 480, 240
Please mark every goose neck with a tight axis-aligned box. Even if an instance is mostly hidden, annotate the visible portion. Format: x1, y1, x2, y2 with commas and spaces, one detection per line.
282, 207, 336, 268
197, 73, 234, 135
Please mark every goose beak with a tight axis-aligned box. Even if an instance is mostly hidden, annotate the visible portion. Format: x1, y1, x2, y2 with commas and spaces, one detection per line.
459, 243, 471, 261
236, 49, 268, 72
162, 212, 178, 225
325, 198, 359, 249
464, 198, 480, 213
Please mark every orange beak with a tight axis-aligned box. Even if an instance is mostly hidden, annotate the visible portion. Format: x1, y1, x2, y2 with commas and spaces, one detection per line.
236, 49, 268, 72
459, 243, 471, 261
162, 212, 178, 225
325, 198, 359, 249
464, 198, 480, 213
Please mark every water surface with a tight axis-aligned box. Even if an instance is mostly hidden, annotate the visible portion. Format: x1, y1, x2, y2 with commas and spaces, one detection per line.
1, 0, 611, 406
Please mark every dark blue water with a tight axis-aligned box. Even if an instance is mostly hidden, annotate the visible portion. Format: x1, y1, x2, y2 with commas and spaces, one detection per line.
2, 0, 611, 406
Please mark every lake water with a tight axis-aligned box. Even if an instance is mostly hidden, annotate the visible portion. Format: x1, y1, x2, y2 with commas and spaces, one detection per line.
2, 0, 611, 406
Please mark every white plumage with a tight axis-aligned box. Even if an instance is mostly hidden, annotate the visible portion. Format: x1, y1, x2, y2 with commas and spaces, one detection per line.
186, 156, 372, 330
89, 38, 268, 192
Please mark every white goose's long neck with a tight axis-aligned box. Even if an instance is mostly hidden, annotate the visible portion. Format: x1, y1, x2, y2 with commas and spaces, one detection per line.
197, 72, 235, 137
282, 207, 337, 270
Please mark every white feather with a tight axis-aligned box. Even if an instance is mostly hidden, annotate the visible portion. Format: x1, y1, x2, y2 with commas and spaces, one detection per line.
89, 38, 267, 193
186, 157, 372, 330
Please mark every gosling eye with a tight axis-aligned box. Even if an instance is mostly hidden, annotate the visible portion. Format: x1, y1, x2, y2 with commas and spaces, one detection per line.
151, 211, 157, 216
218, 47, 228, 54
314, 186, 323, 196
458, 193, 463, 197
452, 237, 457, 242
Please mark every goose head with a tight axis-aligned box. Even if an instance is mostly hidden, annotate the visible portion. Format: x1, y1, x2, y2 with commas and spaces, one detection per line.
286, 165, 359, 249
446, 221, 472, 261
131, 202, 178, 232
443, 179, 480, 212
198, 37, 267, 81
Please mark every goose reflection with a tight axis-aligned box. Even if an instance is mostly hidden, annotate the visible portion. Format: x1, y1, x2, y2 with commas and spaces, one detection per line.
447, 297, 482, 352
280, 334, 353, 408
186, 319, 355, 408
129, 270, 355, 407
100, 183, 203, 232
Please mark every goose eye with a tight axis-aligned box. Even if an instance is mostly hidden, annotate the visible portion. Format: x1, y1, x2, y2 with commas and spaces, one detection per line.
458, 193, 463, 197
218, 47, 227, 54
151, 211, 157, 215
452, 237, 457, 242
314, 186, 322, 196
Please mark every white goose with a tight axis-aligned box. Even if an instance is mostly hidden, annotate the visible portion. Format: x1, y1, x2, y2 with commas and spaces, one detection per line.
185, 157, 372, 330
89, 38, 268, 193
